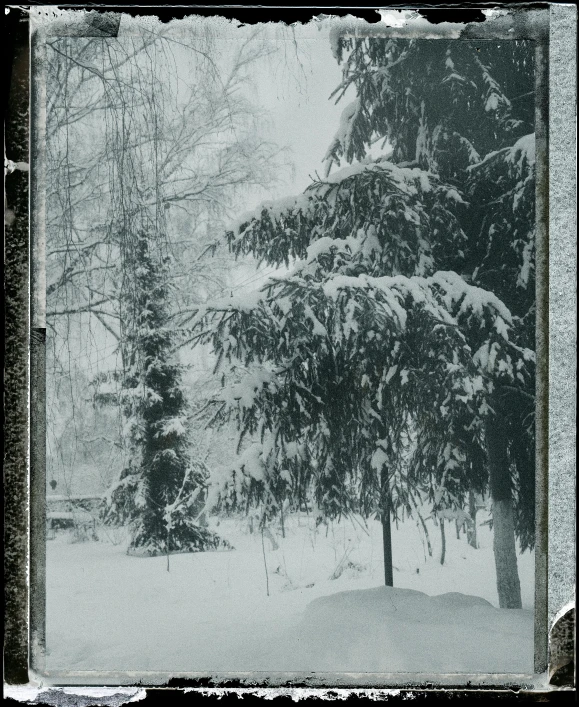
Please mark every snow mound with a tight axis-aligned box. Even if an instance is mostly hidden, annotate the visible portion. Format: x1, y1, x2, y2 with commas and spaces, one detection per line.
306, 585, 492, 618
428, 591, 492, 607
278, 585, 533, 674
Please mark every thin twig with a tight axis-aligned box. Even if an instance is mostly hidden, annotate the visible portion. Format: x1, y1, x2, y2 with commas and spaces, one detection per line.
261, 527, 270, 597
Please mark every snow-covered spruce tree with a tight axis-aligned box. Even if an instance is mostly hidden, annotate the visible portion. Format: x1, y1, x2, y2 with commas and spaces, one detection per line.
319, 37, 536, 610
193, 38, 535, 607
102, 228, 226, 557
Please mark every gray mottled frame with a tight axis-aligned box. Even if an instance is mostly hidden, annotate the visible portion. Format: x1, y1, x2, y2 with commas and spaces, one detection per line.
4, 3, 576, 696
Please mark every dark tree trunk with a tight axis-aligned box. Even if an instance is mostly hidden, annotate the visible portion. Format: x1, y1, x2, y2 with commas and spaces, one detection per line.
467, 489, 478, 549
380, 467, 393, 586
440, 518, 446, 565
382, 503, 393, 587
485, 408, 522, 609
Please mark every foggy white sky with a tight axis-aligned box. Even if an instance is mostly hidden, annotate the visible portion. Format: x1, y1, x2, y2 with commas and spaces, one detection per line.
248, 28, 348, 200
221, 23, 355, 296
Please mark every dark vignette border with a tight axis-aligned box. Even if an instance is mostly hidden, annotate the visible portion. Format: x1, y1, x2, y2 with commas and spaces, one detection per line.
4, 2, 570, 700
530, 19, 549, 678
5, 4, 31, 687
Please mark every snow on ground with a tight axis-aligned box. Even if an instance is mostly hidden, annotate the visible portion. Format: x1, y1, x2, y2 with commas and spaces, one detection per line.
46, 511, 534, 675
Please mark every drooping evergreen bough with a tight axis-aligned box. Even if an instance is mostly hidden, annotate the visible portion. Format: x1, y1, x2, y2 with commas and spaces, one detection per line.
103, 229, 226, 557
193, 38, 535, 608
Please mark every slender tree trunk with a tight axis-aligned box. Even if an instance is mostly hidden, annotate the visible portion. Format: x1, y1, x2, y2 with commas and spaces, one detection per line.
455, 519, 460, 540
382, 506, 393, 586
440, 518, 446, 565
417, 509, 433, 557
467, 489, 478, 549
380, 468, 393, 586
485, 409, 522, 609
